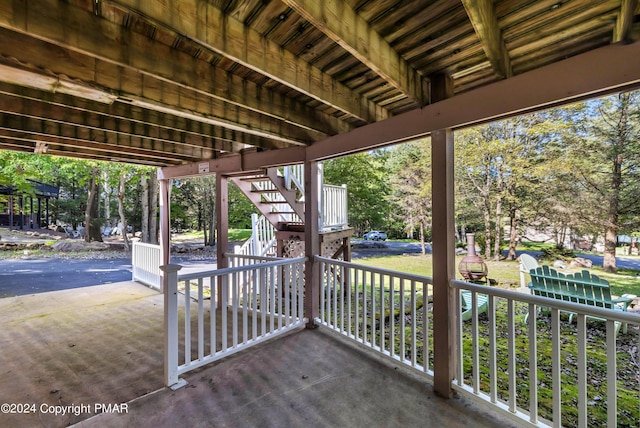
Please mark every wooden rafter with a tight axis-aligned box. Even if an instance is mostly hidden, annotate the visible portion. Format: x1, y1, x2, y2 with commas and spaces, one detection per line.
307, 41, 640, 161
103, 0, 387, 123
613, 0, 639, 42
0, 2, 351, 139
0, 89, 247, 154
0, 54, 310, 147
281, 0, 428, 105
461, 0, 512, 79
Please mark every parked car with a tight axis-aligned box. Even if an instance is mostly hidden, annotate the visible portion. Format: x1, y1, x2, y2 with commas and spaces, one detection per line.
363, 230, 387, 241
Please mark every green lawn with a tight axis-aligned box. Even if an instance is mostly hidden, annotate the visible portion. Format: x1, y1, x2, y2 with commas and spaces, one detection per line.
353, 254, 640, 296
349, 253, 640, 427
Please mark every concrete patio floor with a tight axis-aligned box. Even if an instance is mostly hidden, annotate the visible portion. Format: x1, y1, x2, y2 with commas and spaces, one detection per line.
0, 281, 518, 428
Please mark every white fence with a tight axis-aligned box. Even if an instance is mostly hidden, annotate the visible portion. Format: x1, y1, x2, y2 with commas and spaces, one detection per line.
131, 241, 161, 289
162, 256, 306, 388
321, 184, 348, 230
451, 279, 640, 428
317, 256, 434, 376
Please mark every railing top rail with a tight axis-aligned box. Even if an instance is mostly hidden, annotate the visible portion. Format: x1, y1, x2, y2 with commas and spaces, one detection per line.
224, 253, 282, 262
451, 279, 640, 325
174, 256, 307, 281
132, 241, 161, 249
316, 256, 433, 285
323, 184, 347, 190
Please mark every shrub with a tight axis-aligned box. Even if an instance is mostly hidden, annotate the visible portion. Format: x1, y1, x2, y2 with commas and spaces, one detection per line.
540, 245, 575, 261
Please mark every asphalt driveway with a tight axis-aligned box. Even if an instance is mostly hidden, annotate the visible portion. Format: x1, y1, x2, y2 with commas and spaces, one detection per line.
0, 256, 217, 298
0, 257, 133, 298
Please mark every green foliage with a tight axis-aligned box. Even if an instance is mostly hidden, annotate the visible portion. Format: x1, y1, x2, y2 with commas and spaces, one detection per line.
539, 245, 576, 261
385, 140, 432, 242
323, 152, 390, 236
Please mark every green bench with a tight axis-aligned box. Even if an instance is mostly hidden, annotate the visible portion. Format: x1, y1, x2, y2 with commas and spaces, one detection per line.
527, 265, 634, 334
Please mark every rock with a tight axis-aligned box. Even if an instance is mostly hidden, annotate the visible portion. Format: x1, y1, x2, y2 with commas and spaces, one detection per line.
553, 260, 566, 269
52, 240, 110, 252
569, 257, 593, 268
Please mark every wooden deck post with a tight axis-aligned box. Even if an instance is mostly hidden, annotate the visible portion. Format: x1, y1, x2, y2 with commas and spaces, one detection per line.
430, 73, 457, 397
158, 176, 171, 292
304, 160, 320, 328
216, 174, 229, 308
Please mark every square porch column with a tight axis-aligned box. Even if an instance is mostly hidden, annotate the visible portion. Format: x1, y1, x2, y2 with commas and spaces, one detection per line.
304, 160, 320, 328
216, 174, 229, 309
430, 73, 457, 397
159, 176, 171, 293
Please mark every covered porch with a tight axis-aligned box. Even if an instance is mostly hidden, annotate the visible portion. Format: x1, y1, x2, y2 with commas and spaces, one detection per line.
0, 280, 513, 428
1, 1, 640, 427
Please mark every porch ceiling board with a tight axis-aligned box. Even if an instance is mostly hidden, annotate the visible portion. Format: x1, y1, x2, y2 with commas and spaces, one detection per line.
100, 0, 387, 124
0, 0, 636, 168
0, 35, 316, 148
306, 41, 640, 161
0, 2, 350, 139
280, 0, 428, 105
0, 86, 244, 154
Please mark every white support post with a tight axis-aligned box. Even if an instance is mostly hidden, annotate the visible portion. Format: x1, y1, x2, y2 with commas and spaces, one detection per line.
158, 176, 171, 292
161, 264, 185, 389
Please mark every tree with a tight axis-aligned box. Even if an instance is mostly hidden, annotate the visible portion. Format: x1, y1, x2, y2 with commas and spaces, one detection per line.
323, 152, 390, 236
563, 91, 640, 272
84, 165, 103, 242
386, 140, 432, 253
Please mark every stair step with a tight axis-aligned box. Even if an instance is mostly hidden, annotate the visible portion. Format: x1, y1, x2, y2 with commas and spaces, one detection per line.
240, 176, 269, 182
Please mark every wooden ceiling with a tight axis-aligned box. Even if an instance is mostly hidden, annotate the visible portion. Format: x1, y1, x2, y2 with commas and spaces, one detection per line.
0, 0, 638, 167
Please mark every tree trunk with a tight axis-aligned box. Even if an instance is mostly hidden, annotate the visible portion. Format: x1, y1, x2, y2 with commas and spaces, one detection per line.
493, 195, 502, 261
149, 171, 159, 245
103, 170, 110, 223
141, 175, 149, 243
507, 207, 518, 261
84, 167, 103, 242
117, 173, 130, 251
603, 154, 622, 272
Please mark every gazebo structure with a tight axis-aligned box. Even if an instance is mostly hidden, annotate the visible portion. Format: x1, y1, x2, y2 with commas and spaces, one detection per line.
0, 179, 59, 229
0, 1, 639, 426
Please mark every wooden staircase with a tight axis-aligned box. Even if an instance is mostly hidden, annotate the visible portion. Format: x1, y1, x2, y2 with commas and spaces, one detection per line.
230, 166, 305, 233
230, 165, 350, 259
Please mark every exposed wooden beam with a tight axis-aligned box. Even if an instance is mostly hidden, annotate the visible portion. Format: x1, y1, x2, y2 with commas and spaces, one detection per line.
0, 52, 309, 147
0, 86, 247, 153
0, 137, 181, 166
307, 41, 640, 161
613, 0, 639, 42
281, 0, 427, 105
0, 2, 351, 138
102, 0, 386, 123
159, 154, 243, 179
461, 0, 512, 79
0, 115, 212, 162
159, 146, 307, 180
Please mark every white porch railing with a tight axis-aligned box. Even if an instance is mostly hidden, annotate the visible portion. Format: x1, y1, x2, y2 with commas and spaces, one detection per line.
234, 213, 277, 258
283, 164, 304, 192
131, 241, 161, 289
451, 279, 640, 428
317, 256, 434, 376
321, 184, 348, 230
162, 256, 306, 388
